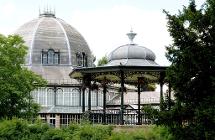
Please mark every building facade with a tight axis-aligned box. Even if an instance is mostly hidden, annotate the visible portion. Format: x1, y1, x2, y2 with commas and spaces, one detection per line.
15, 10, 117, 127
15, 10, 164, 127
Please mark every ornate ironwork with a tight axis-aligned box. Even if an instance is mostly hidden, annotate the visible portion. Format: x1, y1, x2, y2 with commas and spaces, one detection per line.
70, 65, 168, 125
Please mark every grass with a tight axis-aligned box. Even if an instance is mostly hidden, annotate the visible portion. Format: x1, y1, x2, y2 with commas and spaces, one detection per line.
109, 125, 174, 140
113, 125, 152, 132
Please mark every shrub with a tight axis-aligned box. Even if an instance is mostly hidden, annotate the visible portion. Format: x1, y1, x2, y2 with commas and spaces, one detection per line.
41, 128, 72, 140
0, 118, 30, 140
72, 124, 113, 140
0, 118, 51, 140
0, 118, 172, 140
108, 126, 173, 140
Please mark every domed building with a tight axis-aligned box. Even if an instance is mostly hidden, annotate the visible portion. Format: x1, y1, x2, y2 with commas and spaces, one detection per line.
15, 10, 94, 80
105, 30, 161, 107
15, 10, 106, 127
71, 30, 168, 125
107, 30, 158, 66
15, 10, 167, 126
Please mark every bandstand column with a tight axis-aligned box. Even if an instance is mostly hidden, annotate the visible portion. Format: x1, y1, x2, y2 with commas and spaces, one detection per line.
87, 76, 92, 111
79, 88, 82, 107
88, 86, 91, 111
137, 77, 141, 125
159, 72, 165, 110
160, 82, 163, 103
120, 70, 125, 125
168, 83, 171, 110
82, 86, 86, 113
96, 90, 99, 106
102, 82, 107, 124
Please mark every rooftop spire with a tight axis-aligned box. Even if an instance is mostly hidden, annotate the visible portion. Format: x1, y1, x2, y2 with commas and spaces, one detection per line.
39, 5, 56, 18
126, 28, 137, 44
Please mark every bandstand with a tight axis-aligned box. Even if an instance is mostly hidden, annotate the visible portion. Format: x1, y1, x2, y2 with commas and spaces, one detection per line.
14, 8, 170, 125
70, 30, 169, 125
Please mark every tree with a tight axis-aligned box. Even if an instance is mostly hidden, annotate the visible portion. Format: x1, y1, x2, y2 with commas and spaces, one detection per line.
158, 0, 215, 139
97, 56, 108, 66
0, 34, 46, 119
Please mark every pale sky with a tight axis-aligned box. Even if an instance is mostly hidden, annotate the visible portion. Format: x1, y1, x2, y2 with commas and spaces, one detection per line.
0, 0, 206, 66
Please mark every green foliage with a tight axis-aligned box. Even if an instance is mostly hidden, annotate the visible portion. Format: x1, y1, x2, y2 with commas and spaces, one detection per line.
41, 128, 73, 140
108, 126, 173, 140
97, 56, 108, 66
81, 111, 91, 123
0, 118, 28, 140
160, 0, 215, 139
140, 83, 156, 91
27, 121, 50, 139
142, 105, 159, 124
0, 118, 173, 140
72, 124, 113, 140
0, 118, 113, 140
145, 83, 156, 91
0, 118, 48, 140
0, 34, 46, 119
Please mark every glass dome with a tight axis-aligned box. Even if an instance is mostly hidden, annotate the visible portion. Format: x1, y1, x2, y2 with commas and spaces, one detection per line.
14, 11, 93, 83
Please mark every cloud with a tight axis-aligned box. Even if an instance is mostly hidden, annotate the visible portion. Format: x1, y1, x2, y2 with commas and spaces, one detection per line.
70, 5, 171, 66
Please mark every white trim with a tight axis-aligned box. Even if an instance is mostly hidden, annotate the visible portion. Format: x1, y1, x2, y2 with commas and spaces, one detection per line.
29, 17, 44, 65
54, 18, 72, 65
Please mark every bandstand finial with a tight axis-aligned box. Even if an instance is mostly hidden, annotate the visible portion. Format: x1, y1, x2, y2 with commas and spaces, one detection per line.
126, 28, 137, 44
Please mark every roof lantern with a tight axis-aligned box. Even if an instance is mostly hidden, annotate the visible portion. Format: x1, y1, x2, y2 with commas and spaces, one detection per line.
39, 6, 56, 18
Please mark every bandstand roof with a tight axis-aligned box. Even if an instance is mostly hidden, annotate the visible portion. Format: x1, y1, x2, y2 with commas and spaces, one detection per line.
70, 30, 168, 83
107, 29, 158, 67
70, 62, 167, 83
69, 30, 168, 123
71, 65, 166, 74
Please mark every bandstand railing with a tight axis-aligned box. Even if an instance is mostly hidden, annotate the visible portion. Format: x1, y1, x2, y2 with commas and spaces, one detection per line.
58, 109, 154, 127
107, 98, 160, 105
90, 109, 152, 125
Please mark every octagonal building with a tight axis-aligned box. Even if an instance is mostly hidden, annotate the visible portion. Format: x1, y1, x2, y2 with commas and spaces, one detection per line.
15, 11, 94, 82
14, 11, 105, 127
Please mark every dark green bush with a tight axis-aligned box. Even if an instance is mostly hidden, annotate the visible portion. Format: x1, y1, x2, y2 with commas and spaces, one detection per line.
27, 122, 49, 139
0, 118, 29, 140
41, 128, 72, 140
73, 124, 113, 140
108, 132, 132, 140
0, 118, 172, 140
0, 118, 50, 140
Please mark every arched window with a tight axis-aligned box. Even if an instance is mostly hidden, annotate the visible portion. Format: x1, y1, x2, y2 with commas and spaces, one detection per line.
54, 53, 59, 64
42, 49, 60, 65
76, 52, 82, 66
76, 52, 88, 67
84, 54, 88, 67
48, 49, 55, 64
42, 51, 48, 64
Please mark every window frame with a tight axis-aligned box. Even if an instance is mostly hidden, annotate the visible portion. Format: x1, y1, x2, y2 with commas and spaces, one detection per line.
42, 49, 60, 65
